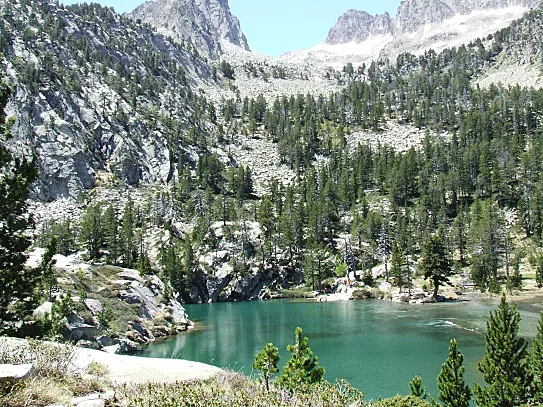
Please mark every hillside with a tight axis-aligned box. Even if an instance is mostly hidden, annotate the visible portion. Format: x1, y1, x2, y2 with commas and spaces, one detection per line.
1, 0, 219, 201
1, 0, 543, 331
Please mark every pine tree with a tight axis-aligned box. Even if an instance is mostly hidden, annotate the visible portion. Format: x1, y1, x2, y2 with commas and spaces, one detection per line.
39, 236, 58, 301
390, 241, 408, 293
79, 202, 103, 260
418, 230, 453, 298
409, 376, 428, 399
529, 312, 543, 403
182, 235, 196, 298
474, 295, 530, 407
378, 225, 392, 283
120, 197, 136, 268
0, 82, 39, 334
451, 207, 468, 264
535, 254, 543, 289
257, 196, 275, 240
253, 342, 280, 392
159, 224, 184, 297
469, 201, 506, 291
437, 339, 471, 407
103, 204, 119, 265
304, 244, 333, 291
277, 327, 325, 392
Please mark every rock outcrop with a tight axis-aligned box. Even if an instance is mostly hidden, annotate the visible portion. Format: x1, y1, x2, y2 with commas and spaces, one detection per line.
395, 0, 540, 34
186, 221, 305, 303
395, 0, 456, 34
29, 249, 192, 353
0, 364, 36, 384
325, 10, 394, 44
126, 0, 250, 58
325, 0, 540, 44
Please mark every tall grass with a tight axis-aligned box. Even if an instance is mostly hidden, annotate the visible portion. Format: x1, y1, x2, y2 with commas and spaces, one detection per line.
0, 338, 104, 407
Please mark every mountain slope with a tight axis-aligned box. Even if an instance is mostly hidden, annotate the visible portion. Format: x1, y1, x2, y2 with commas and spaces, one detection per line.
1, 0, 218, 201
126, 0, 250, 59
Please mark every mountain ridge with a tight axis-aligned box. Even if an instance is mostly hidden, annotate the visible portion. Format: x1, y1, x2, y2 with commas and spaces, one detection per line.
279, 0, 539, 68
325, 0, 541, 44
126, 0, 249, 59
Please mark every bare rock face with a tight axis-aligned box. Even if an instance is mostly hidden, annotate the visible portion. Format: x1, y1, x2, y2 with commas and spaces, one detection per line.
2, 0, 218, 202
395, 0, 456, 34
395, 0, 540, 34
127, 0, 249, 58
325, 10, 394, 44
324, 0, 541, 46
309, 0, 541, 69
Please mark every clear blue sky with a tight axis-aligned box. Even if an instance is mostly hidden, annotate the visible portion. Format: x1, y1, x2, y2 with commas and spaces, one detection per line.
62, 0, 400, 57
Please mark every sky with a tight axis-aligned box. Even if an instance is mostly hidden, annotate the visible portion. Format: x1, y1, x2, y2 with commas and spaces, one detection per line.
62, 0, 400, 57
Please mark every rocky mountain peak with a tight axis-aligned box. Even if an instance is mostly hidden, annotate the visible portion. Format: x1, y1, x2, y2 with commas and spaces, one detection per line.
325, 10, 394, 44
324, 0, 541, 47
395, 0, 456, 34
126, 0, 249, 59
395, 0, 540, 34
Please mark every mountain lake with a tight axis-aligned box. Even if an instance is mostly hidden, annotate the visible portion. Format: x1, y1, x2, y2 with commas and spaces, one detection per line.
140, 295, 543, 400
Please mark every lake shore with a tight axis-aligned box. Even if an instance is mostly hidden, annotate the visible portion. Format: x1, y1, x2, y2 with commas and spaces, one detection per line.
307, 276, 543, 305
1, 337, 221, 385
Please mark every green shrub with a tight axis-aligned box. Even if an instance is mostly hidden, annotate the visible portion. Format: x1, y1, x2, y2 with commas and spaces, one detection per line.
373, 395, 432, 407
488, 278, 502, 294
277, 327, 325, 392
86, 361, 109, 377
352, 289, 374, 299
362, 271, 375, 287
116, 374, 365, 407
281, 287, 314, 298
97, 306, 115, 329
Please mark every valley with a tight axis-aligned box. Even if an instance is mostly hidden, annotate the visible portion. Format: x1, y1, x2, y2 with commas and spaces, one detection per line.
2, 0, 543, 405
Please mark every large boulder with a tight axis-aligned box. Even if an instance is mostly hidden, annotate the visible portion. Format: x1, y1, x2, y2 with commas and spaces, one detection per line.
119, 290, 144, 305
129, 321, 155, 342
63, 314, 100, 341
71, 390, 115, 407
0, 364, 36, 383
166, 300, 190, 326
96, 335, 119, 347
33, 301, 53, 319
76, 340, 102, 350
102, 338, 139, 354
117, 269, 144, 283
83, 299, 103, 316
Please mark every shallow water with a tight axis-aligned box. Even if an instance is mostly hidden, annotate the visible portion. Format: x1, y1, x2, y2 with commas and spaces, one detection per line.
140, 295, 542, 401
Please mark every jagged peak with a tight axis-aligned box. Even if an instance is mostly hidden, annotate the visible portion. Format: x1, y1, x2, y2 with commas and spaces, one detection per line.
325, 9, 394, 45
126, 0, 249, 59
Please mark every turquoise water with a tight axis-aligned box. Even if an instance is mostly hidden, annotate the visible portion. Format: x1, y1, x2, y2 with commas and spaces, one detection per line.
140, 296, 542, 401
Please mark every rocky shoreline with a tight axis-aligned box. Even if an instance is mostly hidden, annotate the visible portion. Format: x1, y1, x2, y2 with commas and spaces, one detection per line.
27, 250, 193, 355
